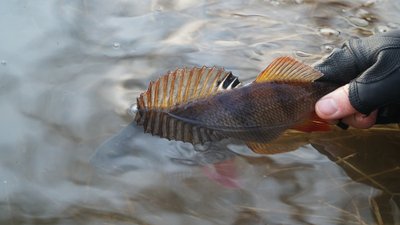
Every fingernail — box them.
[316,98,338,116]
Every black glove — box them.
[314,30,400,124]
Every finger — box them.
[313,47,359,85]
[341,110,378,129]
[315,84,357,120]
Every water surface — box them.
[1,1,399,224]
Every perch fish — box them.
[134,57,338,154]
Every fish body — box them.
[169,81,335,143]
[134,57,338,154]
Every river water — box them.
[1,1,399,224]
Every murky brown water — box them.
[1,1,399,224]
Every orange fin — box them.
[136,66,241,111]
[292,113,331,132]
[246,141,299,155]
[246,130,310,154]
[255,56,322,83]
[135,66,240,144]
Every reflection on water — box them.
[0,0,399,224]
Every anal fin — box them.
[246,142,298,155]
[246,131,309,154]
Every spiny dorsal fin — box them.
[140,66,240,110]
[134,66,240,144]
[255,56,322,83]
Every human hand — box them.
[316,84,378,128]
[314,30,400,128]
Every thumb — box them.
[315,84,377,128]
[315,84,356,120]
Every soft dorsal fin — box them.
[255,56,322,83]
[134,66,241,144]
